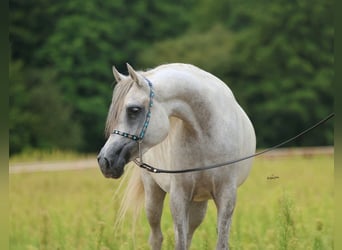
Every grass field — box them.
[9,155,333,250]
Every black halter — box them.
[112,77,154,142]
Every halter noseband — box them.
[112,77,154,163]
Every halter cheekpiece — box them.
[112,77,154,143]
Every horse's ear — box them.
[112,66,127,83]
[127,63,144,87]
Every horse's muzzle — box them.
[97,141,135,179]
[97,155,124,178]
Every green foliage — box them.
[10,0,334,153]
[9,60,82,154]
[138,24,234,76]
[138,0,334,147]
[226,0,334,147]
[10,0,194,153]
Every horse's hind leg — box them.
[187,201,208,249]
[213,184,237,250]
[142,174,166,250]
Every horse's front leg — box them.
[142,173,166,250]
[170,185,190,250]
[213,184,237,250]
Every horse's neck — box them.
[151,65,235,139]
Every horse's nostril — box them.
[104,157,110,169]
[97,155,111,171]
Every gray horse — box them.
[98,63,256,250]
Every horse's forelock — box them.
[105,79,135,137]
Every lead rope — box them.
[135,113,334,174]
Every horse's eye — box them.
[127,106,142,119]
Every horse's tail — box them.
[114,117,177,229]
[114,164,144,228]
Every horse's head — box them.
[97,64,169,178]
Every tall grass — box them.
[9,149,94,163]
[9,155,333,249]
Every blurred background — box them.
[9,0,334,157]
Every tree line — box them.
[9,0,334,155]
